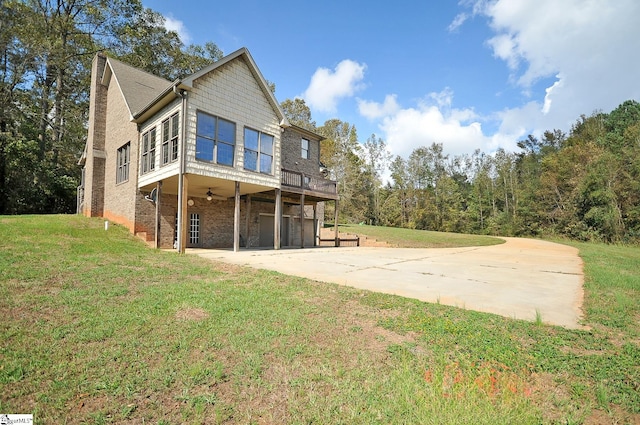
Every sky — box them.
[143,0,640,160]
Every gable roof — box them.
[181,47,289,127]
[288,124,326,142]
[103,57,172,118]
[102,47,289,128]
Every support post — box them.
[176,87,188,254]
[245,194,251,248]
[313,204,318,247]
[274,189,281,250]
[300,194,305,248]
[234,181,240,252]
[154,181,162,249]
[179,174,189,253]
[334,199,340,247]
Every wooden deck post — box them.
[245,194,251,248]
[179,174,188,254]
[334,199,340,247]
[233,181,240,252]
[154,181,162,249]
[274,188,281,250]
[300,194,305,248]
[313,204,318,247]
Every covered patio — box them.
[140,168,340,252]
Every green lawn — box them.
[1,215,638,424]
[335,223,504,248]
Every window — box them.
[195,111,235,166]
[162,112,179,166]
[174,212,201,246]
[170,113,179,162]
[116,142,130,184]
[301,138,309,159]
[141,128,156,174]
[189,213,200,245]
[244,128,274,174]
[162,119,169,165]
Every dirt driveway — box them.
[190,237,585,329]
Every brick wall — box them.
[134,192,327,249]
[134,190,157,240]
[280,127,322,178]
[159,196,246,249]
[90,158,105,216]
[102,70,140,232]
[82,53,107,217]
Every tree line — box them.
[283,98,640,244]
[3,1,638,244]
[0,0,222,215]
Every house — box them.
[77,47,339,252]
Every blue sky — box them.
[143,0,640,160]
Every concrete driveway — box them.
[189,237,585,329]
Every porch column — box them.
[300,194,305,248]
[154,180,162,249]
[233,181,241,252]
[178,174,189,254]
[334,199,340,247]
[313,204,318,247]
[245,194,251,248]
[274,189,281,250]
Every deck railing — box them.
[281,169,338,195]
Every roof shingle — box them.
[105,57,172,116]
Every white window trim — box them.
[161,112,179,166]
[195,110,236,166]
[244,127,274,175]
[189,213,200,245]
[116,142,130,184]
[140,128,156,174]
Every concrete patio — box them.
[189,237,585,329]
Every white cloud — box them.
[486,33,519,71]
[365,91,489,159]
[542,76,563,115]
[448,12,468,32]
[358,94,400,120]
[373,0,640,160]
[492,101,542,151]
[164,15,191,45]
[303,60,366,113]
[480,0,640,121]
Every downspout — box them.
[175,86,188,253]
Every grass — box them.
[1,215,638,424]
[562,240,640,338]
[335,223,504,248]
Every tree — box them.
[110,6,222,80]
[0,0,109,213]
[603,100,640,153]
[281,98,316,131]
[377,183,403,227]
[576,150,624,242]
[362,134,391,224]
[403,143,451,230]
[0,0,224,214]
[468,150,492,233]
[388,155,410,226]
[317,119,367,222]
